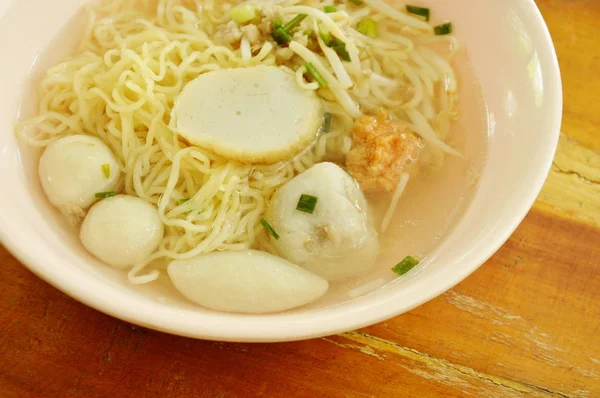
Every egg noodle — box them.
[17,0,459,284]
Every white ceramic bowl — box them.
[0,0,561,342]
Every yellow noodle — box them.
[16,0,460,284]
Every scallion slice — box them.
[179,198,190,204]
[392,256,420,276]
[304,63,328,87]
[260,218,280,240]
[322,113,332,133]
[349,0,364,5]
[434,22,452,35]
[283,13,308,32]
[272,14,308,45]
[101,164,110,179]
[318,22,351,61]
[272,27,293,44]
[328,37,351,62]
[324,5,337,13]
[296,194,318,214]
[406,5,430,21]
[318,22,331,44]
[95,191,115,199]
[356,17,378,38]
[229,5,258,24]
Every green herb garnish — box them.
[179,198,190,204]
[322,113,332,133]
[356,17,378,38]
[95,191,115,198]
[272,14,308,45]
[317,22,350,60]
[284,13,308,31]
[304,63,328,87]
[272,27,293,44]
[296,194,318,214]
[406,5,430,21]
[349,0,364,5]
[328,37,351,61]
[318,22,331,44]
[392,256,420,275]
[434,22,452,35]
[260,218,280,240]
[229,5,258,24]
[324,5,337,13]
[101,164,111,179]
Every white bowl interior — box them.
[0,0,561,341]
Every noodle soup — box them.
[16,0,488,313]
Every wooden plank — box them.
[535,0,600,150]
[357,209,600,397]
[537,134,600,228]
[0,249,574,398]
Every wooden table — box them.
[1,1,598,396]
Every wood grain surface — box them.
[1,1,599,397]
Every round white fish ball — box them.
[267,162,379,282]
[80,195,164,268]
[39,135,120,217]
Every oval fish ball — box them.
[39,135,120,216]
[168,250,329,314]
[80,195,164,268]
[267,162,379,282]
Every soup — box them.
[16,0,488,313]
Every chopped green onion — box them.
[349,0,364,5]
[283,13,308,32]
[179,198,190,204]
[318,22,331,44]
[296,194,318,214]
[304,28,314,37]
[272,27,293,44]
[229,5,258,24]
[406,5,430,21]
[392,256,420,276]
[324,5,337,13]
[272,14,308,45]
[101,164,111,179]
[318,20,351,61]
[328,37,351,62]
[304,63,328,87]
[95,191,115,198]
[260,218,280,240]
[356,17,378,38]
[322,113,332,133]
[434,22,452,35]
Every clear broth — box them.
[17,3,489,312]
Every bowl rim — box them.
[0,0,562,342]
